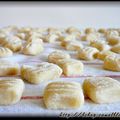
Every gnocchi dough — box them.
[22,41,44,55]
[43,81,84,109]
[90,40,110,51]
[111,44,120,54]
[103,55,120,71]
[0,78,24,105]
[97,50,116,60]
[77,47,99,60]
[21,62,62,84]
[0,47,13,57]
[48,50,71,64]
[83,77,120,104]
[61,40,83,51]
[56,58,84,76]
[0,60,20,76]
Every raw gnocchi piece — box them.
[105,30,119,37]
[26,31,43,41]
[66,27,80,34]
[66,27,81,38]
[61,40,83,51]
[81,33,101,42]
[98,28,107,34]
[1,36,22,52]
[0,33,7,41]
[0,26,17,35]
[15,33,26,40]
[97,50,116,60]
[33,27,47,33]
[18,26,32,33]
[56,58,84,76]
[0,47,13,57]
[0,78,24,105]
[2,25,18,32]
[44,34,59,43]
[47,27,62,36]
[48,50,71,64]
[59,34,76,42]
[22,41,44,55]
[107,36,120,45]
[0,60,20,76]
[83,77,120,104]
[90,40,111,51]
[43,81,84,109]
[103,55,120,71]
[27,37,43,45]
[111,44,120,54]
[85,28,96,34]
[77,47,99,61]
[21,62,62,84]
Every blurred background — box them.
[0,2,119,28]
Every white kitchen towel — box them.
[0,42,120,116]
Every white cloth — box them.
[0,42,120,116]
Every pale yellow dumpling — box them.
[90,40,110,51]
[81,33,101,42]
[97,50,116,60]
[1,36,22,52]
[66,27,81,34]
[56,58,84,76]
[77,47,99,61]
[22,41,44,55]
[58,34,76,42]
[83,77,120,104]
[43,81,84,109]
[85,28,96,34]
[61,40,83,51]
[0,47,13,57]
[111,44,120,54]
[98,28,107,34]
[107,36,120,45]
[21,62,62,84]
[103,55,120,71]
[105,30,119,38]
[0,60,20,76]
[44,34,59,43]
[48,50,71,64]
[0,78,24,105]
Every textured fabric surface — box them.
[0,42,120,116]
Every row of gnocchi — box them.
[0,26,120,57]
[0,36,44,56]
[0,50,119,85]
[60,39,120,55]
[48,50,120,72]
[1,76,120,110]
[0,26,120,110]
